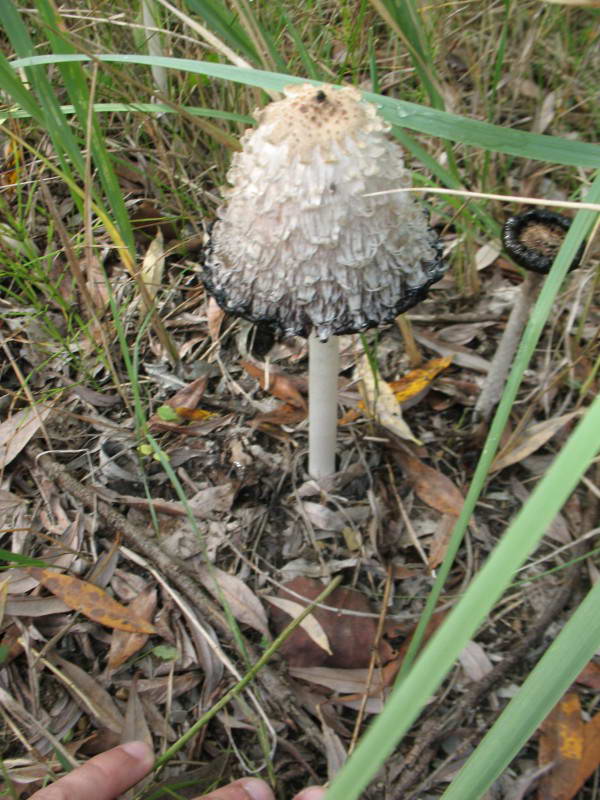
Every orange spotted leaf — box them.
[27,568,156,634]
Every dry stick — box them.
[26,445,325,748]
[473,274,542,423]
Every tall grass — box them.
[1,1,599,797]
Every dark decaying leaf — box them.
[268,577,393,669]
[27,568,156,634]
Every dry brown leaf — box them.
[242,360,307,410]
[428,512,459,569]
[0,404,54,469]
[115,672,201,705]
[394,451,464,516]
[197,566,270,639]
[492,411,581,472]
[107,587,157,672]
[458,640,493,682]
[207,295,226,343]
[85,253,109,310]
[289,665,387,714]
[5,595,69,616]
[140,229,165,300]
[265,596,332,655]
[148,377,208,432]
[357,356,419,443]
[252,402,307,428]
[50,654,125,734]
[122,683,153,753]
[575,660,600,690]
[27,568,156,634]
[537,692,600,799]
[269,578,391,669]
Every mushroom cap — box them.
[203,83,446,341]
[502,209,585,274]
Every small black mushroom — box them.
[502,208,585,274]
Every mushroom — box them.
[474,208,586,423]
[203,83,446,478]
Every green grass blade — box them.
[0,1,85,177]
[368,0,443,108]
[0,102,253,125]
[9,56,600,169]
[396,174,600,680]
[441,577,600,799]
[182,0,259,61]
[33,0,135,253]
[0,51,44,122]
[324,389,600,800]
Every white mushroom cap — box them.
[203,83,445,341]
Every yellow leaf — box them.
[28,568,156,634]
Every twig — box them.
[26,444,325,749]
[473,274,542,423]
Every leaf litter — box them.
[1,22,599,800]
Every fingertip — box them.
[293,788,326,800]
[237,778,275,800]
[119,740,154,770]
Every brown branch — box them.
[26,444,324,748]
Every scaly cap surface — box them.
[203,83,445,340]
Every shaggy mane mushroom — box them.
[203,83,446,478]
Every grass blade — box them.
[323,387,600,800]
[9,56,600,169]
[441,576,600,798]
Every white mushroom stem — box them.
[308,332,340,479]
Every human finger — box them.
[29,741,154,800]
[293,788,326,800]
[198,777,274,800]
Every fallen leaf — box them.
[393,451,465,515]
[85,253,109,310]
[27,569,156,634]
[575,660,600,690]
[357,356,419,443]
[268,578,392,669]
[207,296,226,343]
[242,360,307,410]
[492,411,581,472]
[389,356,453,403]
[140,229,165,300]
[428,512,459,569]
[114,672,201,704]
[148,377,209,432]
[50,654,125,734]
[458,640,493,682]
[0,404,54,469]
[122,683,153,755]
[252,402,307,428]
[265,596,332,655]
[197,566,270,639]
[414,330,491,373]
[107,587,157,672]
[537,692,600,799]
